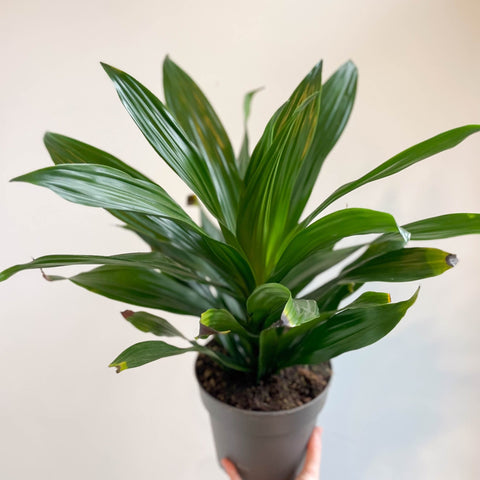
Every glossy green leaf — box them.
[314,283,363,310]
[109,340,195,372]
[343,247,457,282]
[43,132,152,182]
[101,63,226,227]
[342,291,391,309]
[238,94,322,281]
[246,283,291,331]
[288,61,358,227]
[237,62,324,281]
[163,57,240,231]
[278,246,361,295]
[274,208,404,280]
[403,213,480,240]
[12,164,196,227]
[279,289,419,367]
[69,265,215,315]
[304,125,480,224]
[0,252,197,283]
[121,310,187,338]
[199,309,251,338]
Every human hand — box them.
[221,426,322,480]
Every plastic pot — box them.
[196,366,331,480]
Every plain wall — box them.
[1,0,479,479]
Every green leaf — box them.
[342,291,392,309]
[304,124,480,224]
[274,208,404,280]
[343,247,457,283]
[12,164,196,227]
[121,310,187,338]
[246,283,291,331]
[288,61,358,227]
[403,213,480,240]
[237,88,263,179]
[281,296,319,326]
[43,132,152,182]
[314,283,363,310]
[69,265,215,315]
[238,61,324,281]
[238,97,323,281]
[110,340,195,372]
[163,57,240,231]
[101,63,227,228]
[279,246,361,295]
[0,252,200,283]
[279,289,419,367]
[198,309,251,338]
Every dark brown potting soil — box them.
[195,352,332,412]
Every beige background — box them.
[1,0,479,478]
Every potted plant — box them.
[1,57,479,480]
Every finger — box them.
[298,426,322,479]
[221,458,242,480]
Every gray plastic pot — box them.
[197,368,331,480]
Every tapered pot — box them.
[197,366,331,480]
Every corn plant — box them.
[1,57,479,380]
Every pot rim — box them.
[195,358,333,417]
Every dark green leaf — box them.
[278,246,361,295]
[288,61,358,227]
[12,164,196,227]
[274,208,404,280]
[0,252,198,283]
[304,125,480,224]
[101,63,226,227]
[246,283,291,331]
[121,310,187,338]
[403,213,480,240]
[238,61,324,281]
[279,289,419,367]
[69,265,215,315]
[43,132,152,182]
[163,57,240,230]
[109,340,195,372]
[343,247,457,283]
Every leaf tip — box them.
[109,361,128,373]
[121,310,134,319]
[187,194,199,206]
[446,253,458,268]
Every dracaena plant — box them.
[1,58,479,381]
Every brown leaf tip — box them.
[446,254,458,268]
[121,310,134,319]
[187,194,198,206]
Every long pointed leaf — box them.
[0,252,202,283]
[288,61,358,226]
[274,208,404,280]
[163,57,240,231]
[304,125,480,224]
[109,341,196,372]
[12,164,196,227]
[43,132,152,182]
[280,289,419,367]
[101,63,226,226]
[121,310,187,338]
[69,265,215,315]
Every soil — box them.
[195,351,332,412]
